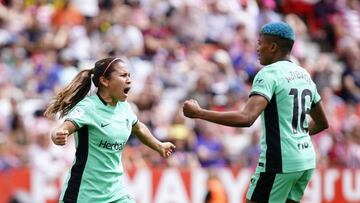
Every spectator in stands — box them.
[340,44,360,103]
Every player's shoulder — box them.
[266,60,295,71]
[256,64,281,79]
[76,95,96,109]
[290,63,313,81]
[272,61,311,78]
[67,96,96,119]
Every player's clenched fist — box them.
[182,99,201,118]
[51,129,69,146]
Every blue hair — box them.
[260,22,295,41]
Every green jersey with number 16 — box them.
[250,60,321,173]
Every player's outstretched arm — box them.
[309,101,329,136]
[182,95,268,127]
[51,120,76,146]
[132,121,175,158]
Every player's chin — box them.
[259,58,265,65]
[118,93,128,101]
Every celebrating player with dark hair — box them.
[183,22,328,203]
[45,57,175,203]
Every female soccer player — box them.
[45,57,175,203]
[183,22,328,203]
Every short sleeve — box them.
[312,82,321,106]
[65,98,94,129]
[249,68,277,102]
[125,102,138,126]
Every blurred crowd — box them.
[0,0,360,177]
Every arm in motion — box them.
[183,95,268,127]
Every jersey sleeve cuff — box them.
[65,118,80,129]
[311,99,322,108]
[249,91,270,102]
[132,119,138,127]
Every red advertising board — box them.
[0,168,359,203]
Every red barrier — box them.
[1,168,360,203]
[0,168,30,203]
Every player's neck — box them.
[97,91,117,106]
[272,53,291,64]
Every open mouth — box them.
[124,87,131,94]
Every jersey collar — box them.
[96,92,108,106]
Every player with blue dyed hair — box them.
[260,22,295,40]
[183,22,329,203]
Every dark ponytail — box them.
[44,68,94,118]
[44,57,122,118]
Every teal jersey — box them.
[250,61,321,173]
[60,94,138,203]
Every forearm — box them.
[183,96,266,128]
[197,109,253,127]
[308,120,328,136]
[134,123,162,152]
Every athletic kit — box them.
[247,61,321,202]
[59,94,137,203]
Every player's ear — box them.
[270,42,278,53]
[99,75,109,87]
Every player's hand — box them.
[183,99,201,118]
[51,129,69,146]
[158,142,176,158]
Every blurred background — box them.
[0,0,359,202]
